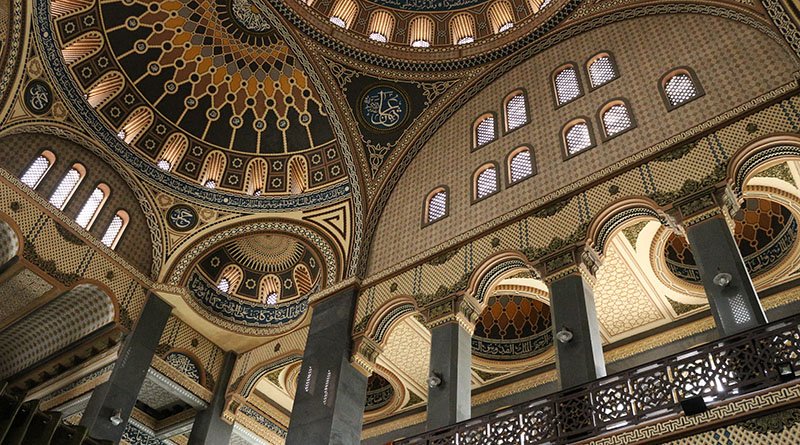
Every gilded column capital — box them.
[423,292,479,334]
[532,244,602,284]
[350,335,382,378]
[667,183,741,229]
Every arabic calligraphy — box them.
[368,0,485,12]
[167,204,198,231]
[362,86,407,130]
[24,80,52,115]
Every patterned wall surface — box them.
[368,12,799,275]
[0,283,114,379]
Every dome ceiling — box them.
[45,0,353,204]
[186,232,323,332]
[665,198,798,284]
[472,295,552,361]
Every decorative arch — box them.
[85,71,124,109]
[368,10,395,42]
[487,1,515,33]
[287,155,308,194]
[586,197,664,256]
[258,274,282,304]
[157,133,189,172]
[504,90,528,132]
[467,251,533,306]
[473,113,496,149]
[233,352,304,400]
[450,13,476,45]
[729,135,800,195]
[363,295,421,346]
[218,264,245,294]
[329,0,358,28]
[20,149,56,189]
[60,31,103,66]
[117,106,153,144]
[199,151,226,188]
[472,162,500,202]
[408,16,434,47]
[245,158,268,195]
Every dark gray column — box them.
[80,293,171,442]
[671,187,768,336]
[188,351,237,445]
[549,273,606,389]
[285,286,367,445]
[685,215,767,335]
[426,320,472,431]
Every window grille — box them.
[101,213,126,248]
[411,39,430,47]
[498,22,513,32]
[369,32,387,42]
[157,159,171,171]
[217,278,230,293]
[427,190,447,223]
[506,94,527,130]
[664,73,698,107]
[49,168,82,210]
[602,104,632,137]
[266,292,278,305]
[588,56,616,88]
[555,67,581,105]
[75,186,106,229]
[457,36,474,45]
[21,155,52,189]
[475,117,495,147]
[476,166,498,199]
[330,16,346,28]
[565,122,592,155]
[509,149,533,183]
[204,180,216,189]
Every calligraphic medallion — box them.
[167,204,199,231]
[24,80,53,115]
[360,85,408,131]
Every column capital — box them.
[667,183,741,229]
[423,292,479,334]
[532,244,601,284]
[350,335,382,378]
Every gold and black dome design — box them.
[472,295,553,361]
[187,232,322,329]
[364,373,394,412]
[44,0,351,201]
[665,198,798,284]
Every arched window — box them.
[488,1,514,33]
[158,133,188,172]
[117,106,153,144]
[450,14,475,45]
[527,0,550,13]
[409,16,433,47]
[75,183,109,229]
[474,114,496,148]
[200,151,226,189]
[508,147,534,184]
[425,187,448,224]
[49,163,85,210]
[553,64,582,106]
[587,53,617,89]
[368,10,394,42]
[504,92,528,131]
[329,0,358,29]
[61,31,103,66]
[217,265,243,294]
[294,264,314,295]
[101,210,128,249]
[563,119,594,156]
[288,156,308,194]
[245,158,268,196]
[474,163,499,201]
[600,100,634,139]
[21,150,56,189]
[259,275,282,304]
[661,68,703,110]
[86,71,124,109]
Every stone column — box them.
[536,246,606,390]
[670,186,767,335]
[286,286,368,445]
[188,351,237,445]
[422,293,478,431]
[80,293,172,442]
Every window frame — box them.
[561,117,597,160]
[20,149,56,190]
[472,161,501,203]
[597,98,637,141]
[585,51,620,91]
[551,62,584,108]
[502,89,530,134]
[659,66,705,111]
[101,209,129,249]
[472,112,498,151]
[422,185,450,227]
[49,162,86,211]
[505,145,537,187]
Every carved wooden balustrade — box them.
[394,314,800,445]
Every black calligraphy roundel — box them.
[24,80,53,115]
[167,204,199,232]
[359,85,408,132]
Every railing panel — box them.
[394,315,800,445]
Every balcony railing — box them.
[395,314,800,445]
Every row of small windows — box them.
[472,65,702,150]
[425,146,536,224]
[325,0,550,46]
[19,151,128,249]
